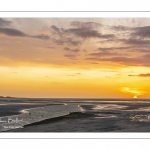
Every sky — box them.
[0,18,150,98]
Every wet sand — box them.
[0,103,81,132]
[2,100,150,132]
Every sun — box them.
[133,96,137,99]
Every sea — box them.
[1,98,150,132]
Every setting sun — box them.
[133,96,137,99]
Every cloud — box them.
[49,22,116,48]
[131,26,150,38]
[120,38,150,45]
[65,28,115,39]
[0,27,50,40]
[138,73,150,77]
[64,54,77,59]
[103,57,144,66]
[70,21,102,29]
[50,22,115,40]
[32,34,50,40]
[51,25,61,33]
[86,57,103,61]
[98,46,133,51]
[0,28,27,37]
[64,47,80,52]
[72,48,80,52]
[64,54,76,57]
[0,18,12,27]
[66,38,81,46]
[97,46,150,54]
[53,38,81,46]
[110,25,131,31]
[52,38,64,45]
[86,54,150,67]
[129,73,150,77]
[128,75,136,76]
[88,51,119,57]
[98,47,115,51]
[142,53,150,58]
[50,25,83,46]
[64,47,70,51]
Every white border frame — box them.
[1,12,150,18]
[1,133,150,139]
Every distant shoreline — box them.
[0,97,150,101]
[0,96,15,98]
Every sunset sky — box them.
[0,18,150,98]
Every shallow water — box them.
[1,98,150,132]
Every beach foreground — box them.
[1,98,150,132]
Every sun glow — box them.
[121,87,145,98]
